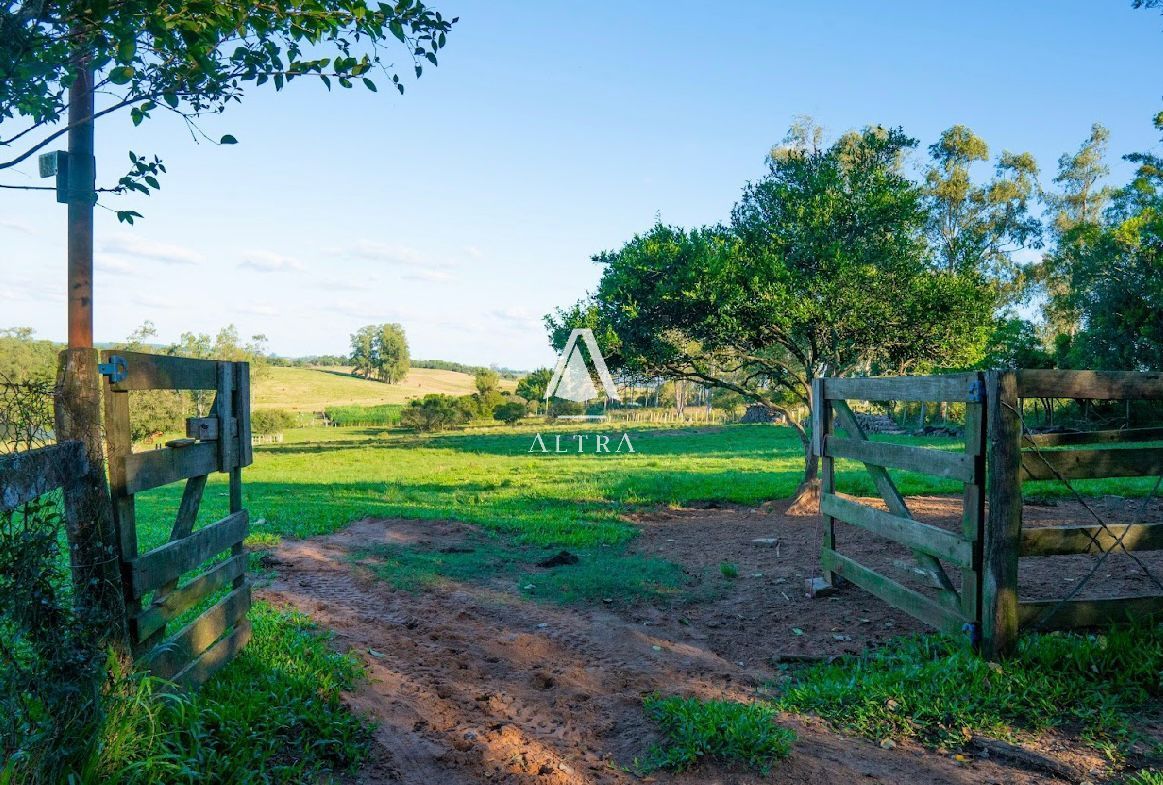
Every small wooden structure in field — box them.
[814,369,1163,658]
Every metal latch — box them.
[967,378,984,403]
[98,355,128,384]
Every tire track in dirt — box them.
[256,513,1091,785]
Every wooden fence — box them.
[101,351,254,686]
[816,369,1163,657]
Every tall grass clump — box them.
[325,403,403,426]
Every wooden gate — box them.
[101,351,253,687]
[812,373,987,639]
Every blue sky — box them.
[1,1,1161,370]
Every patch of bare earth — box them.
[257,497,1160,784]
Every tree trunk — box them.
[786,440,820,516]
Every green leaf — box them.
[362,78,377,92]
[219,134,238,145]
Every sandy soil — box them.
[255,497,1163,785]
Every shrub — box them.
[400,394,473,432]
[493,401,527,425]
[251,408,297,435]
[548,399,584,418]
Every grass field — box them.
[253,366,516,412]
[130,420,1163,606]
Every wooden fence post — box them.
[55,348,129,654]
[812,378,835,584]
[981,370,1022,659]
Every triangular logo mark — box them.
[546,328,620,403]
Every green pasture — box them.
[134,421,1161,558]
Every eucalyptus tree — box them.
[922,125,1041,302]
[1036,124,1115,336]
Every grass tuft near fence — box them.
[640,694,795,773]
[776,624,1163,756]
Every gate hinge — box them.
[98,355,128,384]
[967,378,984,403]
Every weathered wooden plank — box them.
[0,441,87,512]
[821,549,967,635]
[1020,522,1163,557]
[123,441,220,495]
[1026,426,1163,448]
[961,399,985,625]
[103,350,219,392]
[826,436,975,481]
[131,511,248,598]
[173,618,252,689]
[831,400,958,595]
[1020,446,1163,481]
[821,492,973,567]
[236,362,253,468]
[824,373,982,403]
[186,416,219,441]
[141,584,250,679]
[132,554,247,642]
[1016,369,1163,401]
[982,371,1023,659]
[813,379,835,584]
[1018,595,1163,630]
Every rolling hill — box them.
[253,366,517,412]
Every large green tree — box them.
[375,322,410,383]
[551,125,995,508]
[1,0,456,210]
[1053,112,1163,371]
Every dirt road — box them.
[257,500,1130,784]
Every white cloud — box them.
[102,233,202,265]
[462,245,484,259]
[96,255,135,275]
[237,302,280,316]
[403,269,457,284]
[332,241,453,271]
[0,218,34,235]
[0,275,62,303]
[238,251,304,273]
[491,306,542,328]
